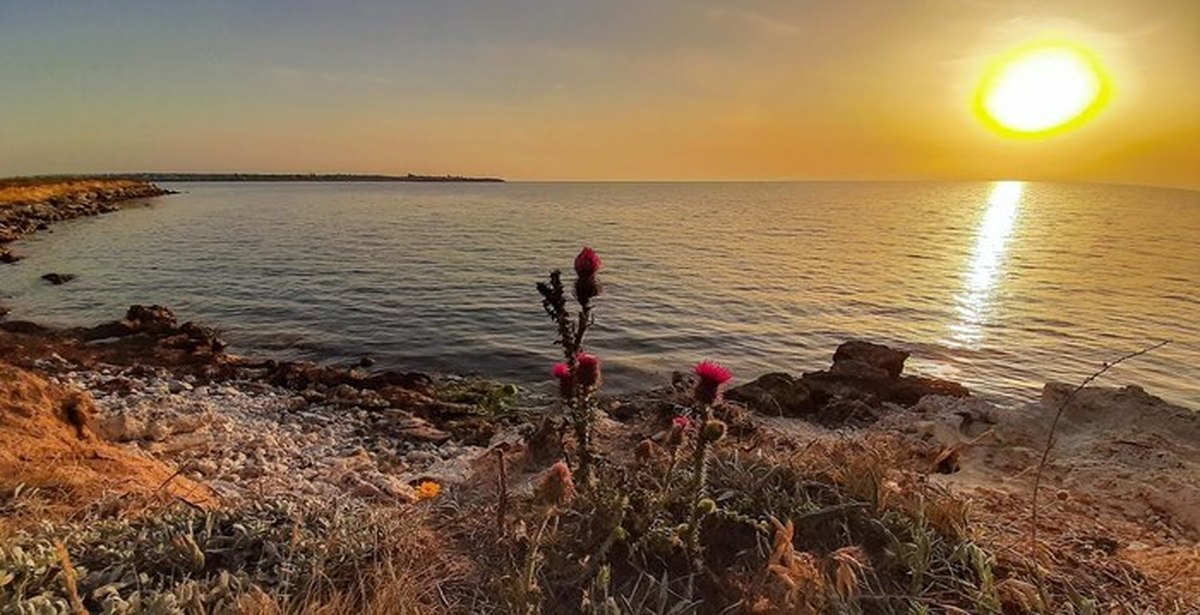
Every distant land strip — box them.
[1,173,504,186]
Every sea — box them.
[1,181,1196,407]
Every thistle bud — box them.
[700,419,727,443]
[695,498,717,515]
[552,362,573,398]
[575,353,601,391]
[573,247,603,305]
[574,247,602,278]
[535,461,575,507]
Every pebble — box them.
[59,363,494,506]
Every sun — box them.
[975,41,1109,137]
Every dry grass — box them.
[0,178,146,208]
[1,499,460,614]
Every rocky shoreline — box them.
[0,178,174,264]
[2,303,1198,611]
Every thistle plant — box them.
[538,247,604,485]
[519,461,576,614]
[684,360,732,561]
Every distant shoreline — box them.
[6,173,505,184]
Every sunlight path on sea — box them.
[948,181,1023,347]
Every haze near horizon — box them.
[1,0,1196,189]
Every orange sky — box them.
[1,1,1196,188]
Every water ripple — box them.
[1,181,1196,407]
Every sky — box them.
[1,0,1197,188]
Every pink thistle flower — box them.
[693,360,732,405]
[552,362,573,398]
[574,247,602,277]
[575,352,601,390]
[671,416,690,431]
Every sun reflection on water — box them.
[949,181,1024,347]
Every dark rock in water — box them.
[0,305,8,319]
[167,321,227,353]
[125,304,179,333]
[365,370,433,391]
[72,305,226,356]
[0,248,22,264]
[0,320,55,335]
[828,358,892,381]
[726,372,815,417]
[41,273,76,285]
[886,375,970,406]
[832,340,909,378]
[733,341,969,427]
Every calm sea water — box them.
[1,182,1197,407]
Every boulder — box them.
[0,248,21,264]
[736,341,970,426]
[832,340,909,378]
[125,305,179,333]
[828,358,891,381]
[886,376,970,406]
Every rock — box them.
[886,376,970,406]
[726,372,815,417]
[733,342,970,427]
[813,398,880,427]
[146,421,172,442]
[125,305,179,333]
[41,273,76,285]
[169,321,226,352]
[392,415,452,443]
[828,358,892,381]
[0,248,22,264]
[832,340,909,378]
[96,414,148,442]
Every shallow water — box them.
[1,181,1197,406]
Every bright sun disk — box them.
[976,42,1107,136]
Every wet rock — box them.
[125,305,179,333]
[41,273,76,285]
[726,372,815,417]
[735,341,969,426]
[0,247,22,264]
[885,375,970,406]
[832,340,909,378]
[828,358,891,381]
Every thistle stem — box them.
[685,404,714,561]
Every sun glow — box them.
[949,181,1024,347]
[975,42,1108,137]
